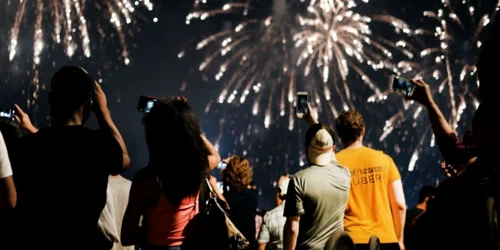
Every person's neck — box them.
[51,113,83,127]
[416,202,426,210]
[345,138,363,150]
[330,153,338,162]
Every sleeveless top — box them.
[144,169,199,247]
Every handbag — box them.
[183,178,250,250]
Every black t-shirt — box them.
[403,207,423,250]
[11,126,123,248]
[224,188,259,249]
[414,161,495,250]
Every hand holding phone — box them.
[137,95,158,113]
[389,75,416,98]
[296,92,308,118]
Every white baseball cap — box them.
[307,127,334,166]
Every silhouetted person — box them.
[11,66,130,249]
[404,186,435,250]
[121,97,220,249]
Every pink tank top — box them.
[144,193,199,246]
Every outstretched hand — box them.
[300,103,319,125]
[13,104,38,133]
[406,79,434,107]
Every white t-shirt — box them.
[98,175,133,250]
[0,132,13,179]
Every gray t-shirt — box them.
[284,162,351,250]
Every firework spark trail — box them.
[182,0,300,150]
[7,0,154,66]
[184,0,415,144]
[295,0,415,113]
[379,0,498,173]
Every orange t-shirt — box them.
[336,146,401,244]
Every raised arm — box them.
[407,80,476,168]
[202,136,221,170]
[14,104,39,134]
[93,83,130,172]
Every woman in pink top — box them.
[121,97,220,250]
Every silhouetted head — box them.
[418,186,436,204]
[335,110,365,147]
[477,14,500,103]
[472,102,499,162]
[222,155,252,192]
[49,66,95,124]
[143,98,208,204]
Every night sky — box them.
[0,0,496,210]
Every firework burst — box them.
[380,0,499,173]
[295,0,415,117]
[6,0,154,66]
[181,0,300,139]
[183,0,415,136]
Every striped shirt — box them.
[258,202,286,250]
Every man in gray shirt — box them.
[283,123,351,250]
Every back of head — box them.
[305,123,335,166]
[49,66,95,120]
[222,155,253,192]
[0,117,29,155]
[335,110,364,147]
[477,14,500,103]
[144,98,208,205]
[418,186,436,203]
[472,102,499,155]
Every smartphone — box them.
[0,108,15,120]
[296,92,308,118]
[389,75,415,97]
[217,161,228,169]
[216,182,224,193]
[137,95,158,113]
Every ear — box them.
[361,127,366,136]
[333,145,337,152]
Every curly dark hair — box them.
[222,156,253,192]
[335,110,365,147]
[144,98,208,205]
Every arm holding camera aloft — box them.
[93,83,130,172]
[13,104,38,134]
[201,135,221,170]
[300,103,319,125]
[407,79,475,169]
